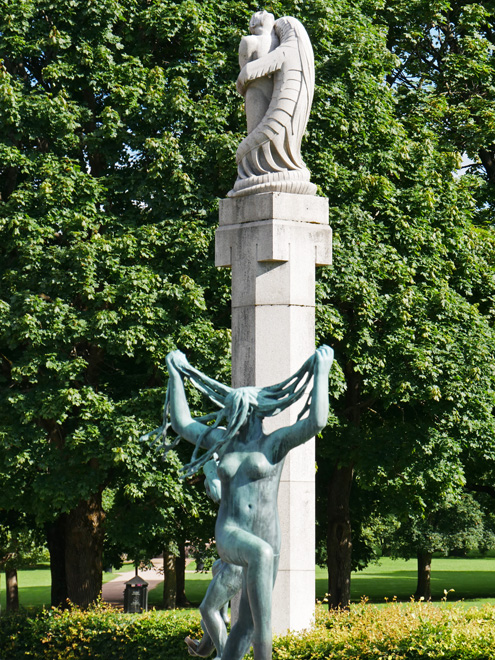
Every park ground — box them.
[3,555,495,612]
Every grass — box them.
[346,556,495,605]
[0,565,119,612]
[4,556,495,611]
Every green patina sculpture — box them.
[145,345,333,660]
[185,457,243,659]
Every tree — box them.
[380,1,495,199]
[360,492,489,600]
[377,0,495,505]
[0,0,240,607]
[0,511,46,612]
[307,0,495,608]
[103,444,218,608]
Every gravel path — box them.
[101,559,163,607]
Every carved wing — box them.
[289,17,314,143]
[229,15,316,196]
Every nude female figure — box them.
[185,457,243,659]
[163,345,333,660]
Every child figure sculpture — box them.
[228,12,317,197]
[238,11,279,134]
[148,345,333,660]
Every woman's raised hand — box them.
[315,345,334,372]
[166,349,190,372]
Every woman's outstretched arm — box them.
[266,345,333,462]
[166,351,223,450]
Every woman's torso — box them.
[215,429,284,550]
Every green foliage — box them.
[0,0,239,575]
[0,512,47,571]
[2,603,495,659]
[1,0,495,602]
[308,0,495,581]
[314,13,495,487]
[361,493,488,560]
[102,452,218,568]
[0,606,202,660]
[276,602,495,659]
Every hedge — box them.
[0,606,202,660]
[1,601,495,659]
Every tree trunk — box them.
[163,549,177,609]
[175,543,190,607]
[64,492,105,608]
[479,147,495,186]
[5,568,19,612]
[415,551,433,601]
[46,515,68,608]
[326,464,354,609]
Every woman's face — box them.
[223,389,259,435]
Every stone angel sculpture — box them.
[228,12,317,198]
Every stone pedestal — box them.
[215,192,332,634]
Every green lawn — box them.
[0,566,119,612]
[339,556,495,605]
[4,557,495,611]
[148,564,211,609]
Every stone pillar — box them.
[215,191,332,634]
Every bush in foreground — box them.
[1,601,495,659]
[280,602,495,659]
[0,606,202,660]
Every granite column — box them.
[215,191,332,633]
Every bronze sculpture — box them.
[146,345,333,660]
[185,457,243,659]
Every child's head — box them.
[249,11,275,36]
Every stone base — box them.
[218,191,330,227]
[215,191,332,635]
[227,169,317,198]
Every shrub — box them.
[1,601,495,659]
[0,605,202,660]
[274,602,495,659]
